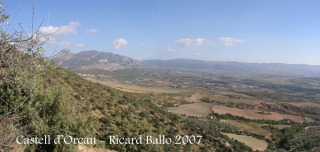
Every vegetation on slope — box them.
[50,65,253,151]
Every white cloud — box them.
[113,38,128,49]
[39,21,80,35]
[219,37,245,46]
[176,38,206,47]
[86,28,99,34]
[196,52,200,56]
[37,22,80,47]
[74,43,85,48]
[46,37,70,46]
[166,47,176,52]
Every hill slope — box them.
[48,64,252,151]
[1,54,252,151]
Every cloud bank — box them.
[39,21,80,35]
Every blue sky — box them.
[5,0,320,65]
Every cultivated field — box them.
[168,102,213,117]
[209,92,263,105]
[212,105,304,122]
[222,133,268,151]
[187,91,264,105]
[220,120,270,136]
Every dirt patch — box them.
[212,105,304,123]
[168,102,213,117]
[222,133,268,151]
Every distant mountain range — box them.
[49,49,320,77]
[142,59,320,77]
[49,49,139,71]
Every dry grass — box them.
[221,133,268,151]
[168,102,213,117]
[84,77,185,94]
[212,105,304,123]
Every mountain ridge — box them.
[50,49,320,77]
[49,49,140,71]
[142,58,320,77]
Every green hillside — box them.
[44,63,254,151]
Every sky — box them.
[4,0,320,65]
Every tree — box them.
[0,0,46,149]
[0,1,84,151]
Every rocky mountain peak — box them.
[49,49,139,71]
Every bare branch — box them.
[32,0,34,34]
